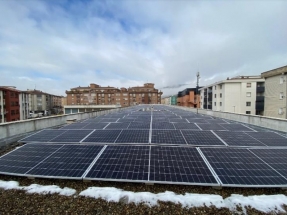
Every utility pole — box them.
[196,71,200,114]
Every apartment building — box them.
[261,65,287,119]
[66,83,162,107]
[162,95,177,105]
[177,88,200,108]
[199,76,265,115]
[161,97,170,105]
[19,91,29,120]
[0,86,21,123]
[24,89,62,115]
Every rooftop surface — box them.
[0,105,287,213]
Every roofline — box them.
[261,65,287,78]
[199,77,264,90]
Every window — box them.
[220,102,222,106]
[220,93,222,98]
[214,94,216,98]
[214,102,216,106]
[279,108,283,115]
[219,85,222,89]
[214,86,216,90]
[246,83,251,88]
[246,102,251,106]
[246,111,251,114]
[280,92,284,100]
[246,92,251,97]
[280,76,284,84]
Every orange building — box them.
[66,83,162,107]
[177,88,200,108]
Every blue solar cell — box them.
[85,146,149,181]
[150,146,218,184]
[26,145,104,178]
[82,130,121,143]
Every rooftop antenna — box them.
[196,71,200,114]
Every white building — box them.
[199,76,265,115]
[19,92,30,120]
[261,65,287,119]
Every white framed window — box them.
[220,93,222,98]
[214,94,216,98]
[214,86,216,90]
[246,92,251,97]
[280,92,284,100]
[280,76,284,84]
[214,102,216,106]
[246,83,251,88]
[279,108,283,115]
[220,102,222,106]
[246,102,251,106]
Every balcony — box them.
[256,102,264,111]
[256,96,264,102]
[207,105,212,109]
[256,86,265,93]
[207,97,212,102]
[203,104,207,109]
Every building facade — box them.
[0,86,21,123]
[199,76,265,115]
[177,88,200,108]
[261,65,287,119]
[19,91,30,120]
[66,83,162,107]
[24,90,62,116]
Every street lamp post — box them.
[196,72,200,114]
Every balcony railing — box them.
[256,102,264,111]
[256,86,265,93]
[256,96,264,102]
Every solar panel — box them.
[151,130,186,144]
[26,145,104,178]
[246,132,287,146]
[105,123,130,130]
[49,130,93,143]
[249,148,287,178]
[200,148,287,186]
[128,122,150,129]
[169,118,188,123]
[0,144,62,175]
[205,119,227,124]
[214,131,265,147]
[220,124,254,131]
[181,130,226,146]
[82,130,122,143]
[19,130,67,143]
[84,145,149,181]
[196,123,226,131]
[60,123,90,129]
[100,118,120,123]
[173,123,200,130]
[186,119,208,123]
[149,146,219,185]
[115,130,149,143]
[82,123,109,129]
[152,122,175,130]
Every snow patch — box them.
[80,187,287,214]
[0,180,76,196]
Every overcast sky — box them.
[0,0,287,96]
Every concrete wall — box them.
[175,106,287,132]
[0,108,124,145]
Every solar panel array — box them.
[0,104,286,187]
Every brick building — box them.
[0,86,21,123]
[177,88,200,108]
[66,83,162,107]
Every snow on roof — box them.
[0,179,286,214]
